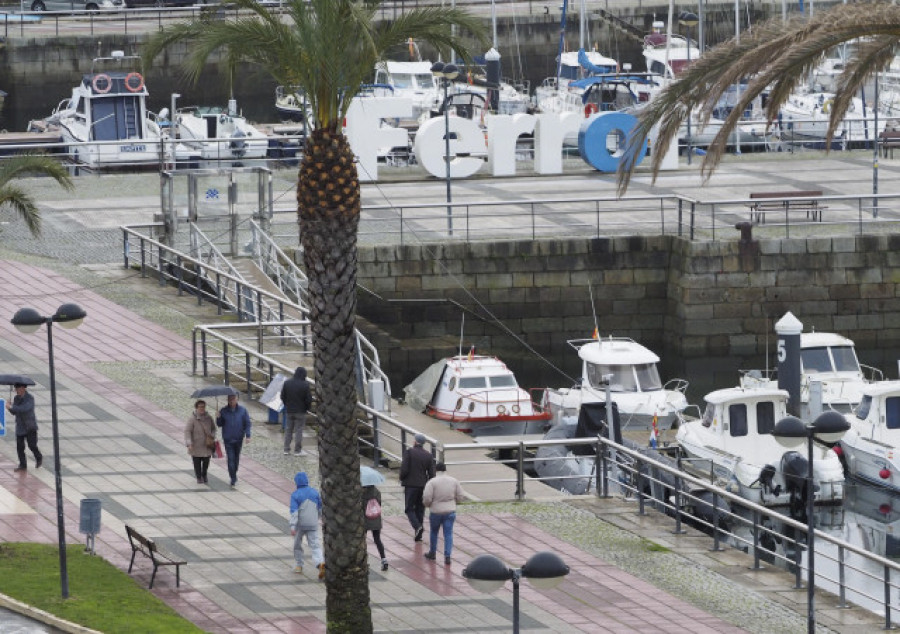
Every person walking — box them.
[216,393,251,488]
[290,471,325,579]
[280,366,313,456]
[8,383,41,473]
[400,433,435,542]
[184,400,216,484]
[423,462,465,565]
[362,484,389,571]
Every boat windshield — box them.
[701,402,715,428]
[633,363,663,391]
[802,346,860,373]
[488,375,516,388]
[856,395,872,421]
[830,346,861,372]
[458,377,487,390]
[390,74,415,89]
[415,73,435,89]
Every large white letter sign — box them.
[345,97,412,182]
[577,111,647,173]
[415,116,484,179]
[533,112,582,174]
[486,113,535,177]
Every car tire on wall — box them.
[30,0,45,9]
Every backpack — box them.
[296,498,319,530]
[365,497,382,520]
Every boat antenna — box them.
[459,313,465,357]
[588,283,600,337]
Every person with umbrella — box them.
[8,382,41,472]
[361,466,388,572]
[216,393,251,488]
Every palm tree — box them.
[618,2,898,192]
[143,2,485,630]
[0,154,73,237]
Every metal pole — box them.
[47,319,69,599]
[512,569,521,634]
[686,27,692,166]
[443,79,453,236]
[806,429,816,634]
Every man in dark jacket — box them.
[217,393,251,487]
[280,366,313,456]
[8,383,41,472]
[400,433,435,542]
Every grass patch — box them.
[0,543,202,633]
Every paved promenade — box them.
[0,152,894,632]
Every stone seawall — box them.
[357,234,900,390]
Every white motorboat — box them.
[274,85,311,125]
[740,330,883,419]
[30,51,170,168]
[404,351,551,437]
[373,60,441,128]
[542,335,688,431]
[173,100,269,161]
[775,90,890,146]
[676,386,845,507]
[838,381,900,491]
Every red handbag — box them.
[213,441,224,459]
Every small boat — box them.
[274,85,311,124]
[740,330,883,419]
[676,385,845,507]
[542,335,689,431]
[373,60,441,129]
[404,351,550,437]
[29,51,171,168]
[173,100,269,161]
[838,381,900,491]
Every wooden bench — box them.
[748,190,825,224]
[126,525,187,589]
[880,130,900,158]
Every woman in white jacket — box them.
[422,462,465,565]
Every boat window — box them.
[756,401,775,435]
[856,395,872,421]
[701,403,715,428]
[633,364,662,391]
[447,377,456,392]
[91,96,143,142]
[729,404,748,437]
[649,60,666,76]
[801,347,832,373]
[586,364,637,392]
[458,377,487,390]
[415,73,435,89]
[391,74,414,89]
[886,397,900,430]
[488,375,516,388]
[830,346,861,372]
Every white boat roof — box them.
[443,355,514,376]
[801,331,855,348]
[859,380,900,398]
[575,337,660,365]
[376,61,434,74]
[558,50,618,68]
[704,386,789,405]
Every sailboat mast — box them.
[555,0,569,87]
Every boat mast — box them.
[555,0,569,87]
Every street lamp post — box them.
[678,11,699,166]
[11,303,87,600]
[772,411,850,634]
[430,61,459,236]
[463,551,569,633]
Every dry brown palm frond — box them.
[617,2,900,194]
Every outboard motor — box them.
[781,450,818,517]
[756,463,781,497]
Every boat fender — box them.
[124,72,144,93]
[91,73,112,94]
[230,129,248,158]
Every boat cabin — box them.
[577,337,665,394]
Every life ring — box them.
[822,98,833,114]
[91,73,112,94]
[124,72,144,93]
[584,103,599,117]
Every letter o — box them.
[577,111,647,173]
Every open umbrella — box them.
[190,385,239,398]
[360,465,385,487]
[0,374,35,386]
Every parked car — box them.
[124,0,194,7]
[26,0,123,10]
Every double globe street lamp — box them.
[12,303,88,600]
[463,551,569,633]
[772,411,850,634]
[430,61,459,237]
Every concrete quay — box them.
[0,151,895,632]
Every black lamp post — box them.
[463,551,569,633]
[772,411,850,634]
[11,303,87,600]
[678,11,699,165]
[430,61,459,236]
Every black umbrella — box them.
[0,374,35,386]
[190,385,239,398]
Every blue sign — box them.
[0,399,5,437]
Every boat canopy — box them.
[577,48,618,75]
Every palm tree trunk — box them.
[297,128,372,632]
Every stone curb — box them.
[0,591,103,634]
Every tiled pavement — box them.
[0,262,757,633]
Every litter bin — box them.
[79,498,101,555]
[268,407,287,429]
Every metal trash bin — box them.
[79,498,101,555]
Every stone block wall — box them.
[357,234,900,391]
